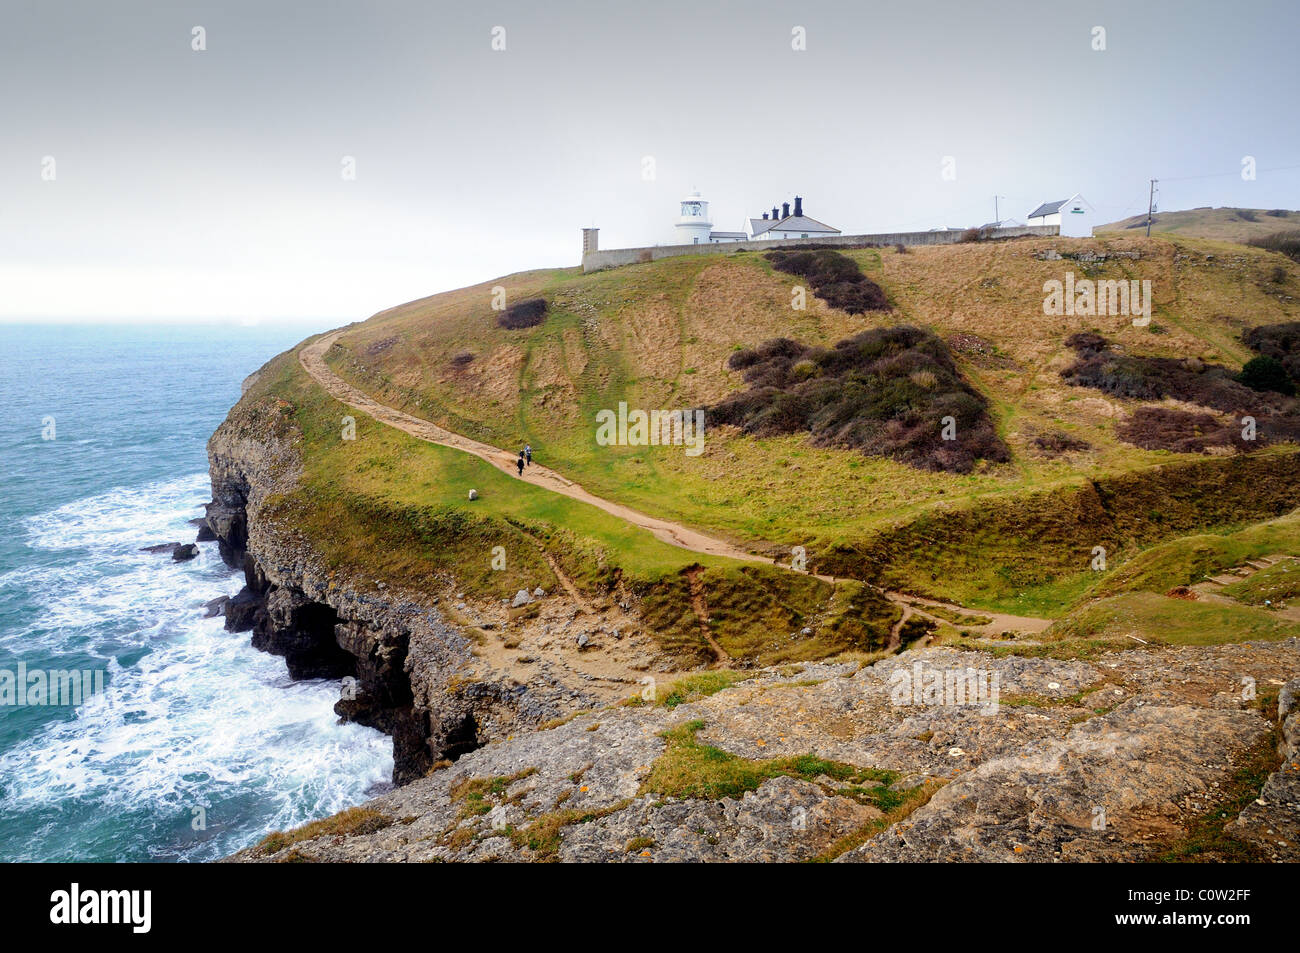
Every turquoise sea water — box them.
[0,323,392,862]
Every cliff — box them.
[204,361,571,784]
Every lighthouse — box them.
[674,191,713,245]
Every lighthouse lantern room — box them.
[674,191,714,245]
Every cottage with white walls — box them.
[1027,194,1096,237]
[748,196,841,240]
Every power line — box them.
[1158,162,1300,184]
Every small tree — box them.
[1238,355,1296,395]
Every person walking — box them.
[516,452,525,476]
[524,443,533,467]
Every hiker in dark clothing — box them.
[516,453,525,476]
[524,444,533,467]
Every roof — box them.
[751,215,841,237]
[1028,199,1068,219]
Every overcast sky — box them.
[2,0,1297,322]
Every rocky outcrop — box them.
[1229,676,1300,860]
[228,640,1300,863]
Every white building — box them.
[673,191,751,244]
[674,191,714,244]
[672,191,841,245]
[748,196,841,240]
[1027,194,1096,237]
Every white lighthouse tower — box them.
[674,191,713,245]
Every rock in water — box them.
[196,523,217,542]
[140,542,182,555]
[225,586,262,632]
[202,596,230,618]
[172,543,199,561]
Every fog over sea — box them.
[0,323,391,862]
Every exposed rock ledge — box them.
[227,641,1300,863]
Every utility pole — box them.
[1145,179,1158,237]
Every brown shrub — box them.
[1117,407,1244,453]
[1249,229,1300,263]
[1243,321,1300,381]
[1032,431,1092,455]
[497,297,548,330]
[711,326,1009,473]
[764,249,890,314]
[1062,333,1282,414]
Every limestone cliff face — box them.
[204,369,557,785]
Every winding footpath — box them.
[300,331,1051,636]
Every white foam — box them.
[0,471,393,861]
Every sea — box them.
[0,322,392,862]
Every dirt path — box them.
[303,332,763,562]
[685,567,730,666]
[300,331,1052,637]
[1191,554,1300,621]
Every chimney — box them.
[793,196,803,217]
[772,206,780,220]
[782,202,790,218]
[762,212,769,220]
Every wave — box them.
[0,471,392,861]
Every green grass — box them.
[248,349,741,603]
[1096,512,1300,599]
[1221,558,1300,605]
[658,671,751,708]
[1047,591,1300,646]
[640,719,899,802]
[235,230,1300,653]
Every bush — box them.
[764,249,890,314]
[1249,230,1300,263]
[1032,431,1091,455]
[1063,331,1109,355]
[496,297,548,330]
[1061,332,1278,413]
[711,326,1009,473]
[1238,355,1296,395]
[1243,321,1300,381]
[1117,407,1243,453]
